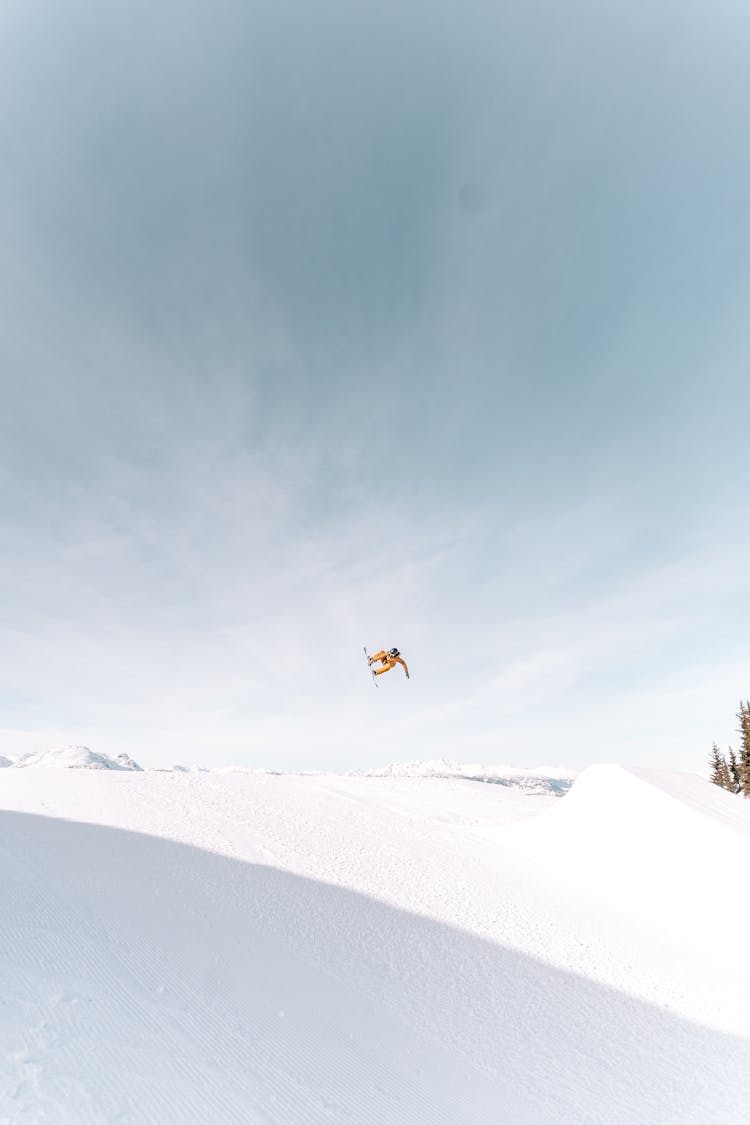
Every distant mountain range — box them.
[2,746,142,771]
[0,746,573,793]
[352,758,575,794]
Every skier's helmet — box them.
[389,648,399,657]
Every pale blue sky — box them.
[1,0,749,769]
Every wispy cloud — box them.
[2,0,750,768]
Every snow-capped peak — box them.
[13,746,142,771]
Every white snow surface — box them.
[1,764,749,1123]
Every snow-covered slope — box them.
[0,766,748,1123]
[12,744,142,770]
[496,764,750,1016]
[0,755,11,768]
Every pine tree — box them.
[736,700,750,797]
[728,747,742,794]
[709,743,733,792]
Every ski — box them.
[364,646,378,687]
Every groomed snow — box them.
[1,764,748,1123]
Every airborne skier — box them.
[367,647,410,680]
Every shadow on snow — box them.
[0,811,747,1125]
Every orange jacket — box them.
[372,650,410,678]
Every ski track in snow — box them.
[1,766,749,1123]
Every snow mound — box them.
[13,746,142,771]
[0,755,12,768]
[357,757,575,794]
[0,764,748,1123]
[501,764,750,962]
